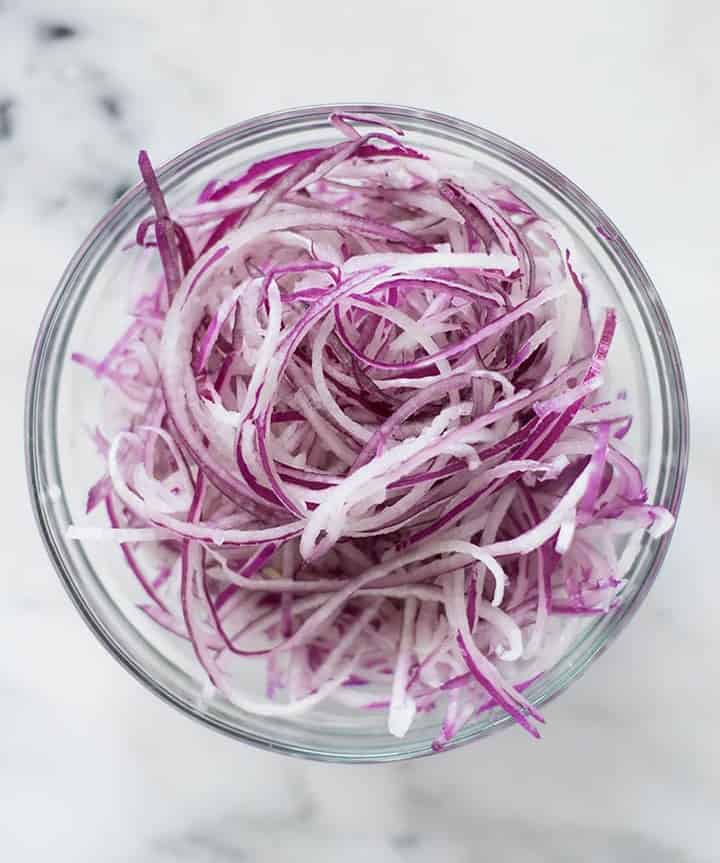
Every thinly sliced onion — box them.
[70,114,674,745]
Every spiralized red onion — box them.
[69,113,673,745]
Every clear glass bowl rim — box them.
[25,102,690,762]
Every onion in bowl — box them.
[64,112,675,750]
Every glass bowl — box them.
[25,103,689,762]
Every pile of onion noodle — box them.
[70,114,673,746]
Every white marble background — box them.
[2,1,718,860]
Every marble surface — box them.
[2,1,717,860]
